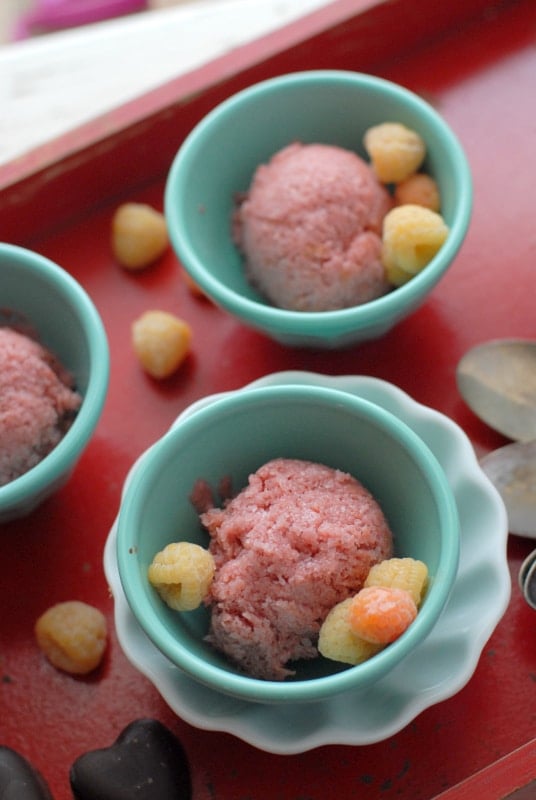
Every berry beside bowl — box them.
[164,69,472,348]
[0,243,110,523]
[116,383,460,704]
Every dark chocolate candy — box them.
[0,746,53,800]
[69,718,191,800]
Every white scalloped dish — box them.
[103,372,510,754]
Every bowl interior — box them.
[165,70,471,320]
[2,251,92,392]
[117,384,459,702]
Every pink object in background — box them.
[12,0,148,39]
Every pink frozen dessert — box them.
[233,142,392,312]
[200,458,393,680]
[0,327,82,486]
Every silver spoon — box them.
[457,340,536,606]
[480,441,536,539]
[518,549,536,610]
[456,338,536,442]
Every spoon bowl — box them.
[456,339,536,442]
[480,440,536,539]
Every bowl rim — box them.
[165,69,473,337]
[0,242,110,510]
[116,382,460,703]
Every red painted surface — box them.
[432,738,536,800]
[1,1,536,798]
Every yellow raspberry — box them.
[112,202,169,270]
[132,310,192,379]
[365,557,429,607]
[382,204,449,285]
[35,601,107,675]
[364,122,426,183]
[148,541,215,611]
[318,597,383,665]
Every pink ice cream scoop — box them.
[233,143,392,312]
[201,458,393,680]
[0,327,82,486]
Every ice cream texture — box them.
[201,458,393,680]
[0,327,82,486]
[233,142,392,312]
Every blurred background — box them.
[0,0,199,43]
[0,0,326,166]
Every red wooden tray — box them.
[1,1,535,798]
[432,738,536,800]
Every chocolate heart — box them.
[0,746,53,800]
[69,718,191,800]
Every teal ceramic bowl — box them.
[116,383,459,704]
[165,70,472,348]
[0,243,109,523]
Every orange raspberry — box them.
[348,586,417,644]
[394,173,441,212]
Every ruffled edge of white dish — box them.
[103,371,510,754]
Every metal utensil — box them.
[457,340,536,604]
[480,441,536,539]
[518,549,536,610]
[456,338,536,441]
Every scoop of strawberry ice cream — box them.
[201,458,393,680]
[233,142,392,312]
[0,327,82,486]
